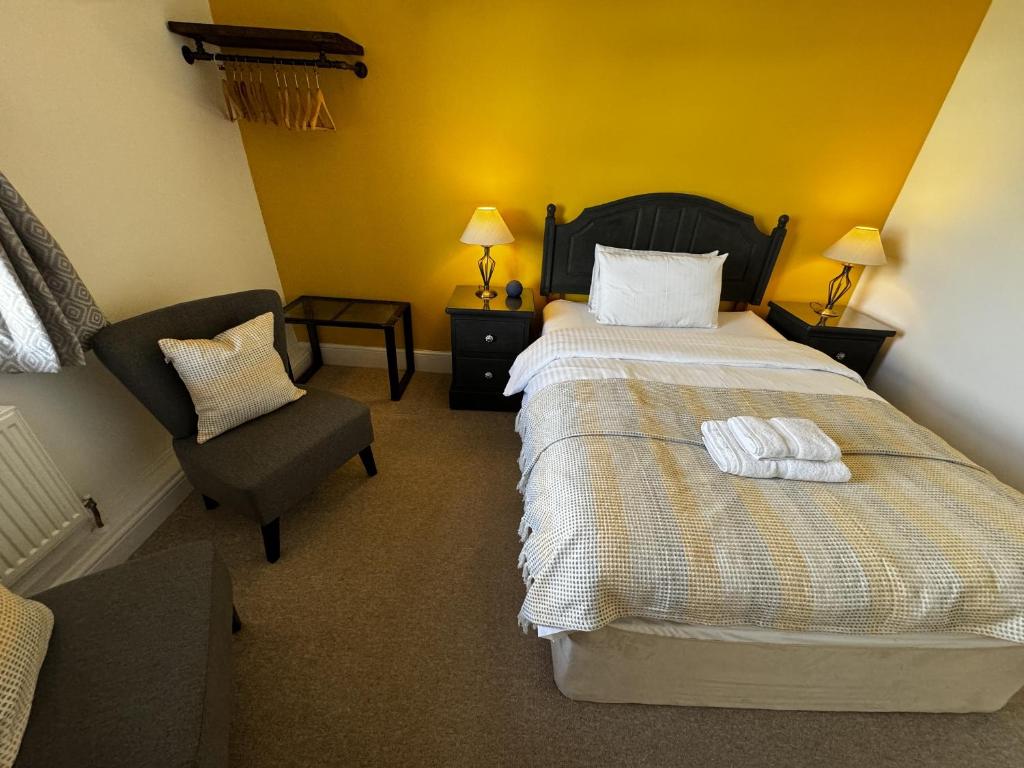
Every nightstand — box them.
[446,285,536,410]
[766,301,896,378]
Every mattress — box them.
[525,301,1018,651]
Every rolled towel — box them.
[727,416,841,462]
[702,420,851,483]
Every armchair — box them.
[93,290,376,562]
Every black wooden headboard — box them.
[540,193,789,305]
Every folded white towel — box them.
[727,416,841,462]
[726,416,789,459]
[701,420,851,483]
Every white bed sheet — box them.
[542,300,784,339]
[524,300,879,407]
[526,302,992,647]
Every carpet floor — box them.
[137,366,1024,768]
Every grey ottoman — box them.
[15,541,234,768]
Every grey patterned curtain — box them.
[0,171,106,373]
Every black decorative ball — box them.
[505,280,523,298]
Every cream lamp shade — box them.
[460,207,514,247]
[823,226,887,266]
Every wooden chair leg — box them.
[202,494,220,510]
[231,606,242,634]
[359,446,378,477]
[261,518,281,563]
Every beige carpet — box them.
[138,366,1024,768]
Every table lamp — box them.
[460,206,514,299]
[813,226,887,317]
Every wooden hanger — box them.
[232,63,251,121]
[247,64,265,122]
[275,64,290,129]
[289,67,303,129]
[299,68,314,130]
[221,63,240,121]
[243,64,262,122]
[308,65,336,131]
[256,65,277,125]
[234,63,251,121]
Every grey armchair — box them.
[93,289,376,562]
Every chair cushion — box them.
[159,312,305,444]
[0,588,52,768]
[15,541,233,768]
[174,388,373,525]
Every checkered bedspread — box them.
[516,379,1024,643]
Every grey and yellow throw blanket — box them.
[516,379,1024,643]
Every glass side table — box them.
[283,295,414,400]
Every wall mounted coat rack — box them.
[167,21,368,78]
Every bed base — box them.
[550,625,1024,713]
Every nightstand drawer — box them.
[453,356,514,393]
[809,337,882,377]
[452,317,527,357]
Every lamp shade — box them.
[823,226,887,267]
[460,207,514,247]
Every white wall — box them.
[851,0,1023,491]
[0,0,283,581]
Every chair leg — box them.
[359,446,378,477]
[231,605,242,634]
[202,494,220,510]
[261,518,281,563]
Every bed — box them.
[506,193,1024,712]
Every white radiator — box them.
[0,406,87,586]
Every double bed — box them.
[505,193,1024,712]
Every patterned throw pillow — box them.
[159,312,305,444]
[0,586,53,768]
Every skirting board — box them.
[288,342,452,376]
[17,447,191,595]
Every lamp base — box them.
[810,301,840,317]
[812,263,854,319]
[475,245,498,301]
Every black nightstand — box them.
[446,285,536,410]
[766,301,896,378]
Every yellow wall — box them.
[210,0,988,350]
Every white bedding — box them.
[514,301,1000,650]
[542,299,781,337]
[511,300,879,407]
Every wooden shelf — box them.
[167,21,364,57]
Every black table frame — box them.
[282,294,414,400]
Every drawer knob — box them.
[484,334,495,343]
[484,371,494,380]
[835,352,847,361]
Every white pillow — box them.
[159,312,306,444]
[588,244,721,314]
[590,245,728,328]
[0,586,53,767]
